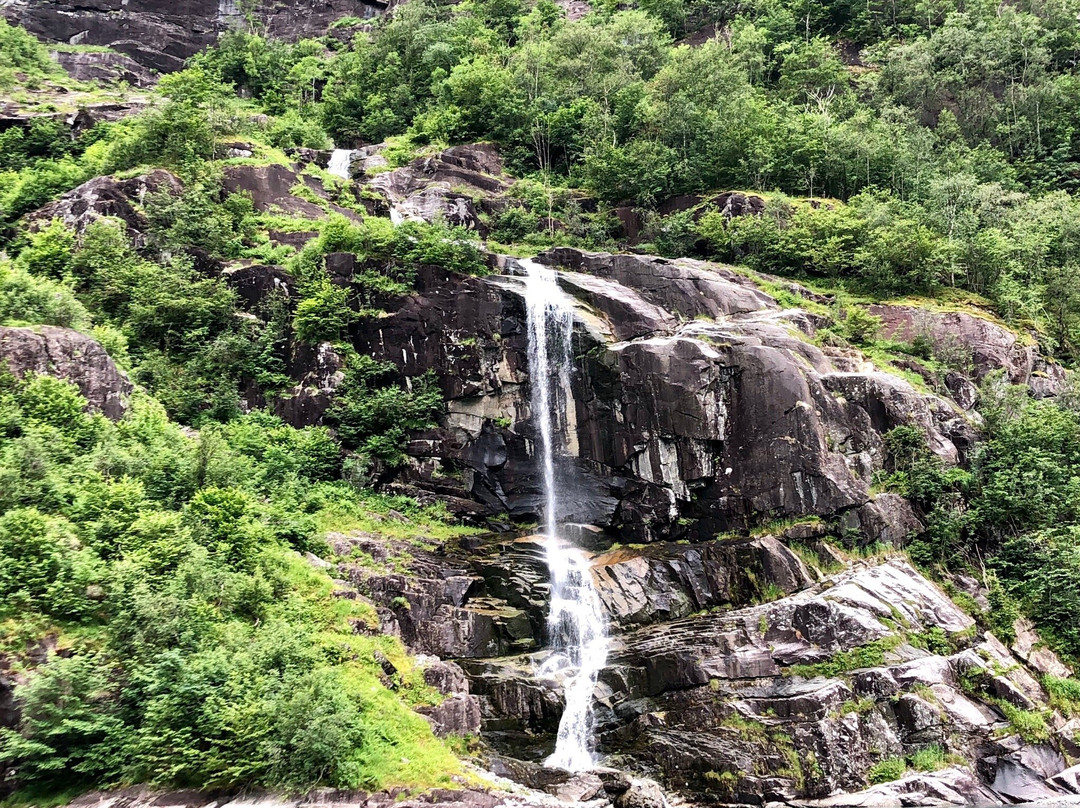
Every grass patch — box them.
[994,700,1052,743]
[1044,674,1080,717]
[315,491,480,543]
[786,636,903,678]
[867,756,906,784]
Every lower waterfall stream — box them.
[521,259,609,773]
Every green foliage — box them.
[0,257,89,330]
[909,745,947,772]
[0,18,63,91]
[1044,674,1080,717]
[995,700,1052,743]
[293,280,353,344]
[867,757,907,784]
[0,373,461,797]
[324,359,443,465]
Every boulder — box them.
[25,170,181,245]
[869,304,1063,396]
[1011,618,1073,678]
[0,326,131,419]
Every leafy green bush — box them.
[0,369,460,798]
[909,744,947,772]
[325,360,443,464]
[0,19,62,91]
[0,257,90,330]
[294,280,353,343]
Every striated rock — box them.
[56,784,583,808]
[223,263,295,311]
[592,536,815,626]
[52,50,156,86]
[328,248,978,544]
[538,247,773,318]
[1011,618,1073,678]
[416,694,482,738]
[0,326,131,419]
[791,766,1003,806]
[222,164,360,221]
[613,779,666,808]
[273,342,346,427]
[3,0,385,74]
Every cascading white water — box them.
[521,259,609,773]
[327,148,355,179]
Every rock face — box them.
[269,242,1080,806]
[0,326,132,419]
[2,0,386,73]
[367,144,512,234]
[222,163,362,221]
[25,170,182,246]
[869,303,1065,398]
[51,50,156,86]
[334,248,968,545]
[310,519,1080,807]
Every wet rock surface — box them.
[329,248,975,546]
[302,522,1080,806]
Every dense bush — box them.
[0,375,459,796]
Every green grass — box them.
[786,636,903,678]
[1044,674,1080,717]
[909,744,947,772]
[867,756,907,784]
[994,699,1052,743]
[315,491,481,542]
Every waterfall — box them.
[327,148,355,179]
[521,259,609,773]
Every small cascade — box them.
[521,258,609,773]
[327,148,356,179]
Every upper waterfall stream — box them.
[521,259,609,773]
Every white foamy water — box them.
[521,258,609,773]
[327,148,355,179]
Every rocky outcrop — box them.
[615,190,765,242]
[869,304,1066,398]
[333,250,966,545]
[315,517,1080,806]
[2,0,385,73]
[0,326,132,418]
[366,144,512,234]
[51,50,156,86]
[25,169,181,245]
[221,163,361,221]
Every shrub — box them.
[0,258,90,330]
[909,744,946,772]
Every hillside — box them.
[2,2,1080,806]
